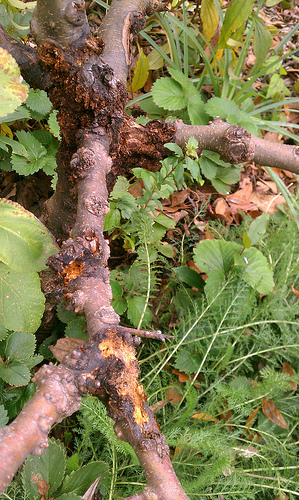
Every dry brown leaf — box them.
[282,361,297,391]
[245,405,261,429]
[262,398,288,429]
[49,337,86,362]
[170,189,190,207]
[249,191,285,214]
[38,480,50,497]
[149,400,167,413]
[263,131,283,143]
[192,412,218,422]
[291,284,299,298]
[165,384,183,404]
[172,368,201,388]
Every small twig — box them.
[118,326,174,342]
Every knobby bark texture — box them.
[0,0,298,497]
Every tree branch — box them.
[0,364,81,493]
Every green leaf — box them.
[247,213,270,246]
[0,105,31,124]
[204,268,226,303]
[60,461,108,496]
[204,97,240,119]
[201,0,220,41]
[249,14,272,76]
[243,231,251,249]
[65,317,88,341]
[111,176,130,198]
[164,142,183,158]
[0,262,45,333]
[241,247,274,295]
[11,130,47,175]
[152,77,187,111]
[110,280,123,300]
[0,199,57,272]
[0,360,31,386]
[199,154,218,180]
[216,167,241,185]
[6,332,36,361]
[173,266,205,289]
[266,74,290,101]
[0,47,28,119]
[22,439,66,498]
[48,110,61,139]
[25,88,52,116]
[127,295,152,328]
[0,325,9,341]
[0,405,8,427]
[112,298,127,315]
[218,0,254,49]
[5,382,36,419]
[131,46,149,93]
[175,349,201,374]
[194,240,242,274]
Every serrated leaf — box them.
[60,461,108,496]
[247,213,269,246]
[0,199,57,272]
[65,317,88,341]
[127,295,152,328]
[175,349,200,374]
[204,97,240,119]
[201,0,220,41]
[48,110,61,139]
[131,47,149,93]
[218,0,254,49]
[194,239,242,274]
[5,382,36,420]
[152,77,187,111]
[111,176,130,198]
[0,47,28,119]
[111,298,127,315]
[25,88,52,116]
[0,360,30,386]
[110,280,123,300]
[0,325,8,341]
[0,105,31,124]
[0,262,45,333]
[241,247,274,295]
[6,331,36,361]
[0,405,8,427]
[266,74,290,100]
[22,439,66,498]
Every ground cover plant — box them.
[0,0,299,498]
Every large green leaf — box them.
[25,88,52,116]
[194,239,242,274]
[0,199,57,272]
[6,331,36,361]
[0,47,28,118]
[22,439,66,498]
[0,360,31,386]
[241,247,274,295]
[60,461,108,496]
[0,262,45,333]
[218,0,254,48]
[152,77,187,111]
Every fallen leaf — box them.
[49,337,86,362]
[165,384,183,404]
[291,284,299,298]
[192,412,218,422]
[282,362,297,391]
[149,400,167,413]
[262,398,288,429]
[245,405,261,429]
[172,368,202,388]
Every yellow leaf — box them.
[192,412,218,422]
[130,47,149,93]
[201,0,219,41]
[147,43,170,71]
[1,123,13,139]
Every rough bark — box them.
[0,0,298,496]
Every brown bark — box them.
[0,364,81,492]
[0,0,298,496]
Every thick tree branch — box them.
[174,119,299,174]
[0,364,81,493]
[0,24,50,89]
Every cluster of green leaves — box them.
[0,0,35,40]
[21,438,109,500]
[0,87,60,186]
